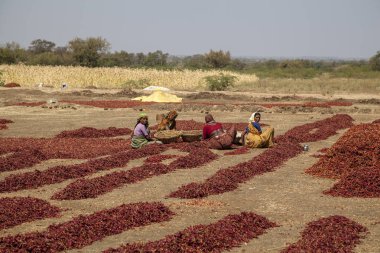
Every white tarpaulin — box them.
[143,86,170,91]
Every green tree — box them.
[68,37,110,67]
[182,54,207,69]
[53,46,74,66]
[0,47,16,64]
[28,52,69,66]
[204,50,231,68]
[0,42,27,64]
[229,59,246,70]
[144,50,168,67]
[135,53,145,66]
[29,39,56,53]
[100,51,135,67]
[369,51,380,71]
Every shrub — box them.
[369,51,380,71]
[204,73,238,91]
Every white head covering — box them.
[248,112,260,122]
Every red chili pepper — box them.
[281,216,367,252]
[105,212,277,253]
[56,127,132,138]
[307,122,380,197]
[0,202,173,252]
[0,197,60,230]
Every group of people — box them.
[131,110,274,150]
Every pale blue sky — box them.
[0,0,379,59]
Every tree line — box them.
[1,37,379,77]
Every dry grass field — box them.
[237,77,380,95]
[2,65,380,96]
[0,65,259,90]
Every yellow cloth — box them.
[245,123,274,148]
[132,90,182,103]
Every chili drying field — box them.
[0,87,379,253]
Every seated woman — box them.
[203,114,236,149]
[157,110,178,131]
[243,112,274,148]
[131,113,155,149]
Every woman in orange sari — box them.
[244,112,274,148]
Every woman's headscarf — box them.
[136,112,149,127]
[166,110,178,121]
[205,114,215,123]
[138,112,148,120]
[248,112,260,122]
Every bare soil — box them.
[0,87,379,253]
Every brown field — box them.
[0,87,379,253]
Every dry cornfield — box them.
[0,64,259,90]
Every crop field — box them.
[0,87,379,252]
[0,65,259,90]
[2,65,380,95]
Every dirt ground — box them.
[0,87,380,253]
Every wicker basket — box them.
[154,130,182,144]
[181,130,202,142]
